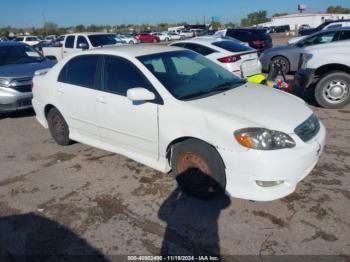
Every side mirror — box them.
[127,88,155,102]
[78,43,89,50]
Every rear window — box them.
[212,41,252,52]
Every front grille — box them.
[294,114,320,142]
[10,77,33,93]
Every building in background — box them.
[259,12,350,31]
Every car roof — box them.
[86,44,184,57]
[65,32,115,36]
[0,41,26,47]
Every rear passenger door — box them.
[95,55,160,159]
[56,55,100,141]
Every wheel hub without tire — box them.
[176,152,211,176]
[323,80,349,104]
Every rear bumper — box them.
[294,69,318,89]
[0,88,32,113]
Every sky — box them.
[1,0,350,28]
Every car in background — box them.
[215,28,272,53]
[191,29,207,37]
[0,42,54,114]
[273,25,291,33]
[260,28,350,74]
[179,30,194,38]
[295,40,350,108]
[150,32,171,42]
[42,33,125,61]
[117,34,139,44]
[32,45,325,201]
[299,19,350,36]
[135,33,160,43]
[170,36,262,78]
[16,36,40,46]
[167,32,184,40]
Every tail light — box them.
[218,54,241,63]
[251,40,265,45]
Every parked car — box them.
[16,36,40,46]
[295,40,350,108]
[32,45,325,201]
[260,28,350,74]
[135,33,160,43]
[0,42,54,114]
[167,32,184,40]
[274,25,291,33]
[299,19,350,36]
[42,33,124,61]
[170,36,262,78]
[179,30,194,38]
[150,32,171,42]
[191,29,206,37]
[215,28,273,53]
[117,34,139,44]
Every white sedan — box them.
[32,45,326,201]
[170,36,262,78]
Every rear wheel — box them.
[271,56,290,74]
[315,71,350,109]
[129,40,134,44]
[47,107,72,146]
[171,139,226,199]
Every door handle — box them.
[96,97,107,104]
[57,87,64,94]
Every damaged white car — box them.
[32,45,326,201]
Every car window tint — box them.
[326,24,342,29]
[59,55,98,88]
[183,43,215,56]
[212,41,252,52]
[303,31,338,47]
[339,31,350,41]
[102,56,151,96]
[143,57,166,73]
[171,55,206,76]
[76,36,89,48]
[171,43,186,48]
[65,36,75,48]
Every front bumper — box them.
[218,122,326,201]
[294,68,318,89]
[0,88,33,113]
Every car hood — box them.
[188,83,313,133]
[0,59,55,79]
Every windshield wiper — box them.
[178,80,246,100]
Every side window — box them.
[303,31,338,46]
[184,43,215,56]
[65,36,75,48]
[102,56,152,96]
[58,55,98,88]
[325,24,342,30]
[76,36,89,48]
[339,31,350,41]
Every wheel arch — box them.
[165,136,224,167]
[315,64,350,78]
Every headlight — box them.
[0,78,10,87]
[300,53,313,69]
[234,128,296,150]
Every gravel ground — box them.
[0,35,349,261]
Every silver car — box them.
[260,28,350,74]
[0,42,55,114]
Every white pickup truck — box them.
[295,40,350,108]
[43,33,125,61]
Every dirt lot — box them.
[0,35,350,261]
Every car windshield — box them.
[88,34,117,47]
[300,31,338,47]
[138,50,245,100]
[0,45,44,66]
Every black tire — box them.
[315,71,350,109]
[171,139,226,199]
[129,40,134,44]
[271,56,290,74]
[47,107,72,146]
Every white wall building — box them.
[259,13,350,30]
